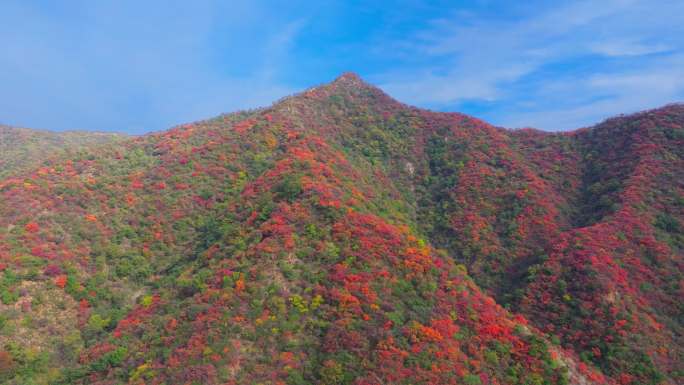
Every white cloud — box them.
[380,64,533,105]
[498,55,684,130]
[589,40,671,57]
[374,0,684,130]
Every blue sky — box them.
[1,0,682,134]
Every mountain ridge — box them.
[0,124,126,179]
[0,74,681,385]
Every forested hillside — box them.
[0,125,125,179]
[0,74,681,385]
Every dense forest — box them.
[0,73,681,385]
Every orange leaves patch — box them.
[24,222,40,233]
[54,274,67,288]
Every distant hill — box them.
[0,74,681,385]
[0,125,125,179]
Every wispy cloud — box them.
[588,40,672,57]
[375,0,684,130]
[498,55,684,129]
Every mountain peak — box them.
[333,71,363,82]
[318,71,403,107]
[287,71,399,109]
[330,71,372,90]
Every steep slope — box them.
[515,107,684,384]
[0,125,125,179]
[0,73,681,385]
[293,77,684,384]
[0,75,600,385]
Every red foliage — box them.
[54,274,67,288]
[24,222,39,233]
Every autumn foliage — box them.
[0,73,681,385]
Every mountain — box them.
[0,73,681,385]
[0,125,126,179]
